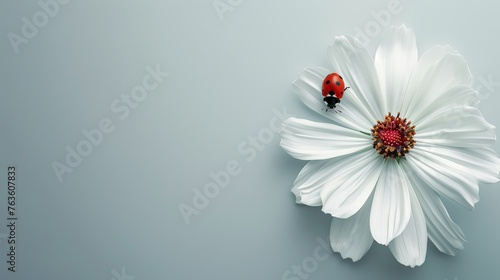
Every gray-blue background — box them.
[1,0,499,279]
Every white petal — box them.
[402,163,466,256]
[327,35,384,122]
[388,185,427,267]
[402,45,473,119]
[292,67,372,132]
[415,106,496,148]
[292,159,339,206]
[410,85,480,125]
[330,200,373,262]
[370,161,412,245]
[374,25,418,113]
[406,149,479,209]
[321,151,384,218]
[280,117,371,160]
[415,143,500,184]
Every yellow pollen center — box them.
[371,112,416,159]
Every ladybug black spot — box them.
[328,90,334,96]
[325,80,330,84]
[335,81,341,86]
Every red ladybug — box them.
[321,73,349,111]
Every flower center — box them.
[371,112,416,159]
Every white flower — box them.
[280,25,500,267]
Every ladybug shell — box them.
[322,73,345,99]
